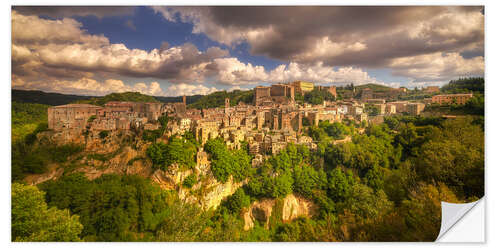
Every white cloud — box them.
[210,58,268,85]
[12,11,229,84]
[165,83,219,96]
[152,6,484,81]
[12,11,109,46]
[12,8,483,96]
[389,52,484,82]
[267,62,381,85]
[13,77,168,96]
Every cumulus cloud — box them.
[13,77,167,96]
[205,58,386,86]
[12,11,109,46]
[268,62,383,85]
[11,7,484,96]
[153,6,484,76]
[165,83,219,96]
[12,6,135,18]
[207,58,269,85]
[389,52,485,83]
[12,11,229,85]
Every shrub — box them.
[99,130,109,139]
[182,174,198,188]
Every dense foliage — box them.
[40,174,173,241]
[440,77,484,94]
[12,102,49,142]
[77,92,159,106]
[424,94,484,116]
[11,78,484,242]
[12,183,83,242]
[12,89,94,106]
[354,83,393,92]
[12,139,84,181]
[147,136,197,171]
[188,90,253,109]
[204,138,252,183]
[304,88,335,105]
[155,95,203,105]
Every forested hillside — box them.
[188,90,254,109]
[155,95,203,105]
[10,79,485,242]
[76,92,159,106]
[12,102,49,142]
[11,115,484,241]
[440,77,484,94]
[12,89,202,106]
[12,89,94,106]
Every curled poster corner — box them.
[435,198,484,242]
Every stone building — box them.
[48,104,101,131]
[255,84,295,106]
[407,103,426,115]
[386,101,409,113]
[290,81,314,94]
[385,103,397,114]
[361,88,373,101]
[431,93,473,105]
[373,103,386,115]
[317,85,337,99]
[423,86,440,94]
[48,101,165,132]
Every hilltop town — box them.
[46,80,474,159]
[13,77,484,242]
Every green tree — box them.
[12,183,83,242]
[204,138,251,183]
[327,168,355,201]
[40,174,171,241]
[146,137,197,171]
[293,165,327,199]
[222,188,251,214]
[182,173,198,188]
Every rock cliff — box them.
[27,130,242,211]
[242,194,317,231]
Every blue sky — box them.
[11,6,484,96]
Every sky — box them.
[11,6,484,97]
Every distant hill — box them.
[188,90,254,109]
[155,95,204,105]
[12,101,49,142]
[13,89,206,107]
[441,77,484,94]
[354,83,394,92]
[75,92,159,106]
[12,89,95,106]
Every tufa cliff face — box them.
[242,194,318,231]
[150,164,244,211]
[27,130,243,211]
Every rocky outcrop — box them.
[151,165,243,211]
[243,194,317,231]
[25,164,65,185]
[198,175,243,210]
[151,165,193,190]
[28,131,242,211]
